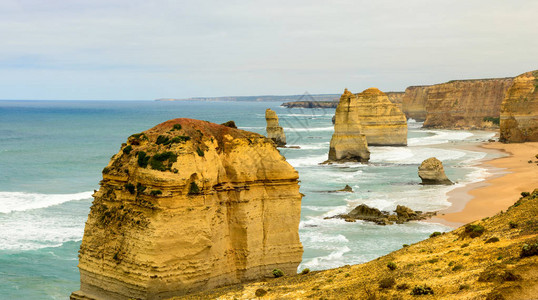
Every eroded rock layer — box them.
[355,88,407,146]
[402,78,514,128]
[265,109,286,147]
[71,119,303,300]
[328,89,370,162]
[500,70,538,143]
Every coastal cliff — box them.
[386,92,405,111]
[355,88,407,146]
[328,89,370,162]
[402,86,429,121]
[265,109,286,146]
[183,189,538,299]
[71,119,303,299]
[402,78,514,128]
[500,70,538,143]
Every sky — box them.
[0,0,537,100]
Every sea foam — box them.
[0,191,93,214]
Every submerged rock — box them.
[418,157,454,185]
[327,89,370,163]
[328,204,436,225]
[265,108,286,147]
[71,118,303,299]
[500,70,538,143]
[338,185,353,192]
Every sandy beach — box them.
[432,142,538,227]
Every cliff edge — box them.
[500,70,538,143]
[71,118,303,299]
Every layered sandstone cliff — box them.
[71,119,303,300]
[402,86,429,121]
[386,92,405,111]
[402,78,514,128]
[500,70,538,143]
[328,89,370,162]
[355,88,407,146]
[265,109,286,147]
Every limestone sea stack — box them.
[328,89,370,162]
[355,88,407,146]
[418,157,453,185]
[265,108,286,147]
[500,70,538,143]
[71,119,303,300]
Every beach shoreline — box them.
[432,141,538,227]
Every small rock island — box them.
[71,118,303,299]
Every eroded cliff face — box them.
[356,88,407,146]
[328,89,370,162]
[265,109,286,147]
[402,78,514,128]
[500,70,538,143]
[71,119,303,300]
[423,78,514,128]
[386,92,405,111]
[402,86,429,121]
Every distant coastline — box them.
[155,94,340,102]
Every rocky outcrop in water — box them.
[265,109,286,147]
[500,70,538,143]
[386,92,405,111]
[70,118,303,300]
[329,204,436,225]
[327,89,370,163]
[355,88,407,146]
[402,78,514,128]
[418,157,453,185]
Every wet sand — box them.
[432,142,538,227]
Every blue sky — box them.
[0,0,537,100]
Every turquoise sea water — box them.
[0,100,501,299]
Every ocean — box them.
[0,100,501,299]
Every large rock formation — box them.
[402,78,514,128]
[328,89,370,162]
[71,119,303,300]
[418,157,453,185]
[402,85,429,121]
[355,88,407,146]
[265,109,286,147]
[500,70,538,143]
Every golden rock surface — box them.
[328,89,370,162]
[265,108,286,147]
[70,118,303,300]
[500,70,538,143]
[355,88,407,146]
[403,78,513,128]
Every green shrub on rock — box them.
[301,268,310,275]
[378,277,395,289]
[411,285,434,295]
[387,262,397,270]
[521,242,538,258]
[430,232,442,238]
[465,224,485,238]
[272,269,284,278]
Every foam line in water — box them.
[0,191,93,213]
[282,126,334,132]
[301,246,351,270]
[408,130,474,146]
